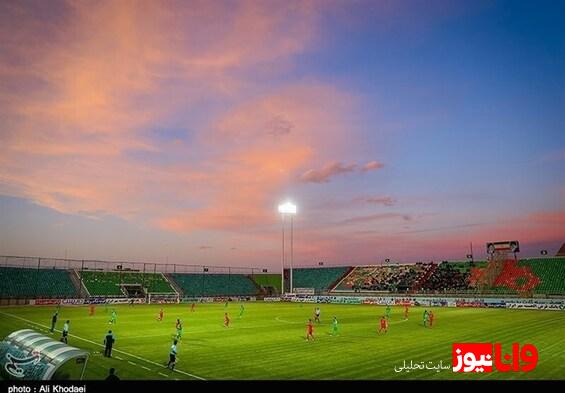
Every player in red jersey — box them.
[429,310,435,328]
[224,312,230,327]
[157,308,164,321]
[378,316,388,334]
[306,319,314,341]
[89,304,95,316]
[404,304,409,320]
[191,302,196,312]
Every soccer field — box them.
[0,302,563,380]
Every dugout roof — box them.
[0,329,89,380]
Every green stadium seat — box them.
[79,271,176,296]
[291,267,349,291]
[0,267,76,298]
[170,274,257,296]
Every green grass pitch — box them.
[0,302,563,380]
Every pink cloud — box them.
[281,210,565,265]
[300,162,357,183]
[0,1,362,235]
[300,159,385,183]
[336,213,412,226]
[245,209,564,266]
[157,83,359,233]
[365,196,396,206]
[4,0,556,271]
[361,160,385,172]
[153,208,565,268]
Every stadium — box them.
[0,244,564,380]
[1,0,564,384]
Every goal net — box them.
[147,293,180,304]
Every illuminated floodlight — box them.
[278,200,297,295]
[278,201,297,215]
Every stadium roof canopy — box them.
[0,329,89,380]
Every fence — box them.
[0,255,267,276]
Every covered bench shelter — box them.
[0,329,89,380]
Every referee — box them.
[167,340,178,370]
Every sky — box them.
[0,0,564,270]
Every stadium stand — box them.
[489,258,565,295]
[0,267,76,298]
[170,273,257,296]
[79,271,176,296]
[1,256,563,299]
[336,258,564,296]
[252,274,282,292]
[336,263,434,292]
[421,261,487,293]
[163,273,185,296]
[290,267,350,291]
[525,258,565,294]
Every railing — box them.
[0,255,266,275]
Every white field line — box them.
[0,311,206,380]
[274,316,302,324]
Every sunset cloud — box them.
[361,161,385,172]
[336,213,413,226]
[365,196,396,206]
[0,1,561,268]
[281,209,565,265]
[157,84,358,232]
[300,162,357,183]
[0,1,359,234]
[300,159,385,183]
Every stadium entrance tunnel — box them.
[0,329,89,380]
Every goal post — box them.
[147,293,180,304]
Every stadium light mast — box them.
[278,201,297,295]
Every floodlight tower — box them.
[278,201,297,294]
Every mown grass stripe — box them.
[0,304,563,380]
[0,311,206,380]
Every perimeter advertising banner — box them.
[281,295,565,310]
[180,296,256,303]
